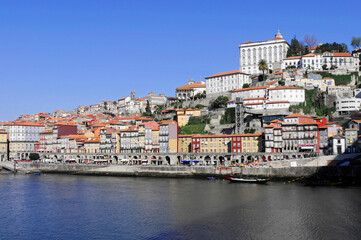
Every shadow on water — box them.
[304,153,361,186]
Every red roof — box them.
[284,56,302,60]
[206,70,248,79]
[268,37,284,41]
[266,101,290,104]
[232,86,269,92]
[333,52,352,57]
[242,41,254,44]
[176,81,206,90]
[243,97,267,101]
[269,87,303,90]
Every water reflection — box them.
[0,175,360,240]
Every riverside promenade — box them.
[2,154,361,180]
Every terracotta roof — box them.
[40,130,53,134]
[159,120,177,125]
[267,80,279,85]
[192,133,262,138]
[269,87,303,90]
[332,52,352,57]
[227,100,235,103]
[268,37,284,41]
[285,113,313,118]
[245,102,263,105]
[232,86,269,92]
[242,41,254,44]
[206,70,248,79]
[266,101,290,104]
[243,97,267,101]
[303,53,315,57]
[176,81,206,90]
[322,77,334,80]
[308,46,317,50]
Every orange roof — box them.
[266,101,290,104]
[232,86,269,92]
[245,102,262,105]
[159,120,177,125]
[85,137,100,143]
[269,87,303,90]
[303,53,315,57]
[243,97,267,101]
[227,100,235,103]
[265,124,275,128]
[308,46,317,50]
[333,52,352,57]
[268,37,284,41]
[40,130,53,134]
[192,133,262,138]
[206,70,248,79]
[267,80,279,85]
[242,41,254,44]
[176,81,206,90]
[285,113,312,118]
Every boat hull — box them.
[224,177,269,184]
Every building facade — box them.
[205,70,251,95]
[239,30,289,74]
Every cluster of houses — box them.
[1,30,360,162]
[1,110,361,161]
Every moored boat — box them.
[224,176,269,183]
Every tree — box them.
[322,64,328,70]
[29,153,40,161]
[287,36,306,57]
[145,100,151,114]
[304,34,317,47]
[243,83,250,88]
[315,42,348,53]
[258,59,268,81]
[210,96,229,108]
[351,37,361,49]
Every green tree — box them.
[351,37,361,49]
[29,153,40,161]
[210,96,229,108]
[242,83,250,88]
[287,36,306,57]
[145,100,151,114]
[258,59,268,81]
[315,42,348,53]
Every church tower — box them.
[130,89,136,100]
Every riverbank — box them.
[9,162,361,182]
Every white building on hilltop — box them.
[205,70,251,95]
[239,30,290,74]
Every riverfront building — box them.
[0,129,8,161]
[0,121,45,160]
[159,120,178,153]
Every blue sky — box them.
[0,0,360,121]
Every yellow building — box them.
[192,135,232,153]
[0,129,9,161]
[177,108,201,127]
[84,137,100,153]
[236,133,262,153]
[178,135,193,153]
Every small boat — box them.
[34,172,41,176]
[224,176,269,183]
[207,177,216,180]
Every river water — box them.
[0,174,360,240]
